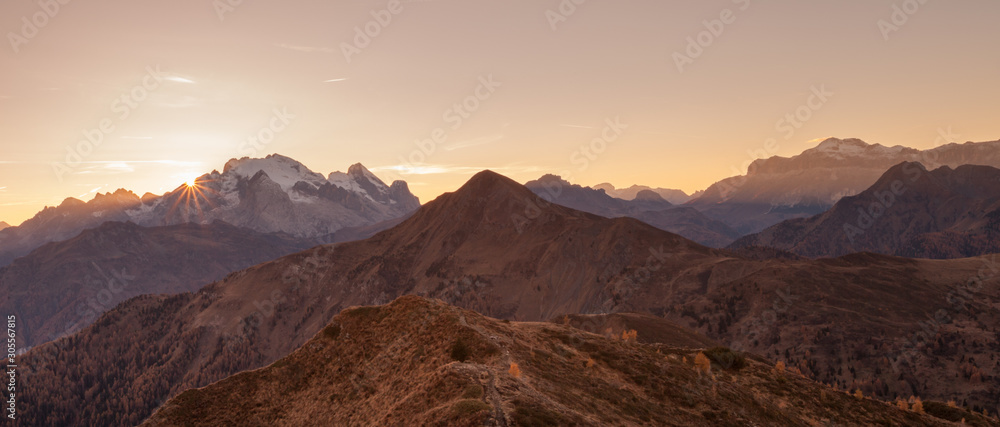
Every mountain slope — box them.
[0,155,419,267]
[0,189,145,266]
[526,175,740,247]
[144,296,961,427]
[0,221,9,231]
[0,221,316,349]
[17,170,1000,425]
[730,162,1000,258]
[687,138,1000,234]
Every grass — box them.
[322,323,341,340]
[450,339,471,362]
[452,399,491,416]
[512,399,571,427]
[704,346,747,371]
[461,384,484,399]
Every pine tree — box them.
[694,352,712,376]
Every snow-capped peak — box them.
[328,163,389,196]
[347,163,389,191]
[223,154,329,191]
[807,138,907,159]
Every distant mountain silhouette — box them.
[593,182,695,204]
[687,138,1000,234]
[730,162,1000,258]
[526,174,740,247]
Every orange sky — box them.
[1,1,998,225]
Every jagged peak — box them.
[93,189,139,201]
[634,189,666,202]
[814,137,870,150]
[347,163,370,176]
[58,197,86,208]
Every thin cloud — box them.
[77,187,103,198]
[323,78,349,83]
[165,76,196,84]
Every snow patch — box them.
[225,155,329,192]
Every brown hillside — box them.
[144,296,970,426]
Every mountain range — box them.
[0,220,318,350]
[526,175,740,247]
[685,138,1000,234]
[143,296,973,426]
[592,182,698,204]
[18,169,1000,425]
[0,155,419,267]
[731,162,1000,258]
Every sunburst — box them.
[165,176,221,224]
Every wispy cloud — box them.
[165,76,196,84]
[121,136,154,140]
[274,43,336,54]
[560,124,599,130]
[77,186,103,198]
[323,78,349,83]
[67,160,201,176]
[444,134,503,152]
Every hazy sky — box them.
[1,0,998,225]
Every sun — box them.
[185,176,199,187]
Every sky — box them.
[1,0,998,225]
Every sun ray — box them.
[164,176,221,224]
